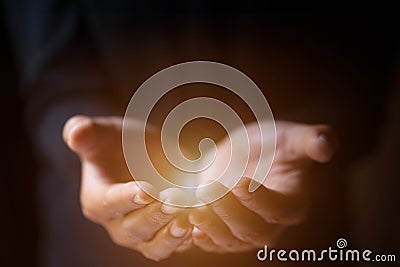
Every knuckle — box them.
[109,231,128,247]
[102,192,124,219]
[120,220,142,240]
[147,212,170,226]
[107,223,139,248]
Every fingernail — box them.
[319,133,329,142]
[316,132,337,162]
[132,193,152,205]
[188,208,208,225]
[170,225,188,238]
[188,213,199,225]
[318,132,337,148]
[161,203,181,214]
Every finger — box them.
[275,122,338,163]
[114,188,184,242]
[64,116,141,221]
[138,214,193,261]
[196,182,282,246]
[232,178,307,225]
[102,181,157,219]
[107,201,180,247]
[192,229,225,253]
[63,115,123,161]
[189,206,244,248]
[175,237,193,253]
[79,159,132,222]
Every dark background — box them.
[0,6,399,266]
[0,12,38,265]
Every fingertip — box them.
[63,115,94,152]
[169,218,192,238]
[135,181,158,201]
[132,191,154,205]
[317,130,338,162]
[306,125,338,163]
[235,177,263,195]
[169,225,189,238]
[161,203,182,215]
[192,228,209,241]
[159,187,188,207]
[188,213,198,225]
[176,237,193,253]
[188,207,208,226]
[231,178,253,201]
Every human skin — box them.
[190,121,337,252]
[63,116,337,261]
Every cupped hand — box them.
[63,116,337,258]
[189,121,338,253]
[63,116,193,261]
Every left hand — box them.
[189,121,338,252]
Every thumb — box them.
[63,115,123,160]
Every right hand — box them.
[63,115,193,261]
